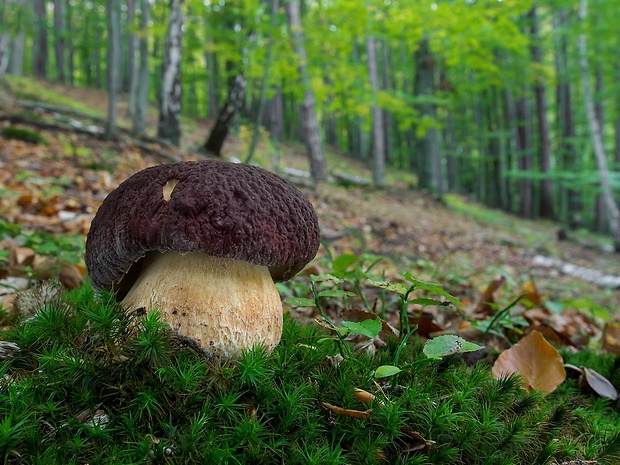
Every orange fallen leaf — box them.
[321,401,371,420]
[602,322,620,354]
[474,275,505,316]
[492,330,566,395]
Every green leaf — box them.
[374,365,401,378]
[332,254,360,273]
[284,297,316,308]
[408,297,448,306]
[317,290,356,298]
[310,274,342,284]
[368,279,410,296]
[340,319,382,338]
[423,335,484,359]
[402,272,462,307]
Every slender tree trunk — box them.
[105,0,121,138]
[133,0,150,136]
[33,0,47,78]
[127,0,138,118]
[205,47,219,118]
[414,36,442,196]
[66,0,74,84]
[203,74,246,155]
[285,0,327,183]
[0,33,10,83]
[615,55,620,164]
[158,0,184,146]
[367,34,385,185]
[529,6,554,219]
[245,0,278,164]
[554,9,581,227]
[8,0,28,77]
[578,0,620,251]
[515,94,534,218]
[53,0,65,82]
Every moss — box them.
[1,126,47,145]
[0,285,616,464]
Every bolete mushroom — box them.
[85,160,320,359]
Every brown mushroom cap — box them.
[85,160,320,298]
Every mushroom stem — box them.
[121,251,283,359]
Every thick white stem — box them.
[122,251,283,359]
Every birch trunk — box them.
[158,0,184,146]
[577,0,620,251]
[285,0,326,183]
[133,0,150,136]
[366,34,385,185]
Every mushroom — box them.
[85,160,320,359]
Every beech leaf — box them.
[374,365,401,378]
[284,297,316,308]
[423,335,484,359]
[582,367,618,400]
[492,331,566,395]
[341,319,382,338]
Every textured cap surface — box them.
[85,160,320,295]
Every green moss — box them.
[0,285,616,464]
[1,126,47,145]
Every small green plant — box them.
[1,126,47,145]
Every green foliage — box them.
[0,127,46,145]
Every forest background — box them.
[2,0,620,250]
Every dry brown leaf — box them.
[474,275,505,316]
[492,330,566,395]
[602,322,620,354]
[521,280,542,306]
[321,401,371,420]
[353,388,376,405]
[399,428,434,453]
[582,367,618,400]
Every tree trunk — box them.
[53,0,65,82]
[577,0,620,251]
[367,34,385,185]
[203,74,246,156]
[33,0,47,78]
[245,0,278,164]
[554,8,581,227]
[0,33,10,83]
[127,0,138,118]
[158,0,184,146]
[205,47,219,118]
[515,95,534,218]
[414,36,442,196]
[133,0,150,136]
[105,0,121,138]
[8,0,27,77]
[285,0,327,183]
[529,6,554,220]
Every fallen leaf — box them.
[474,275,505,316]
[582,367,618,400]
[399,428,435,453]
[602,322,620,354]
[353,388,377,405]
[321,401,371,420]
[492,331,566,395]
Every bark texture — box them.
[158,0,184,146]
[578,0,620,251]
[285,0,327,183]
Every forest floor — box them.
[2,76,620,344]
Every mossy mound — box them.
[1,126,47,145]
[0,285,617,464]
